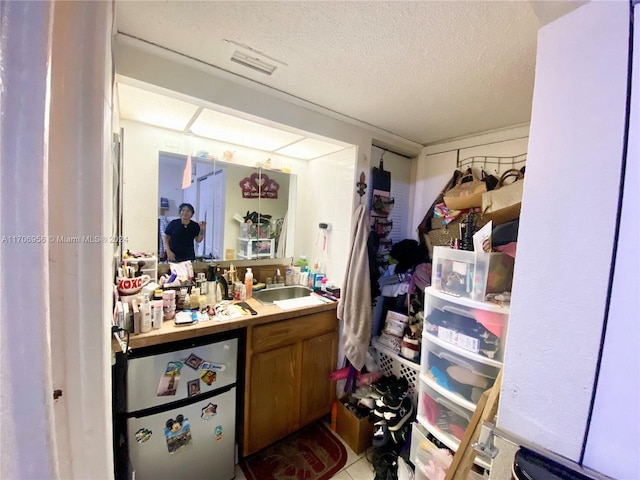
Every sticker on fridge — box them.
[187,379,200,398]
[201,403,217,420]
[214,425,223,442]
[164,415,192,453]
[165,361,183,376]
[185,353,204,370]
[200,370,216,385]
[156,374,180,396]
[135,428,152,443]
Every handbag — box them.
[443,173,486,210]
[481,169,524,225]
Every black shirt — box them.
[165,219,200,262]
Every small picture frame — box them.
[156,374,180,397]
[185,353,204,370]
[187,379,200,398]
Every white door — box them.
[212,168,226,259]
[197,173,214,257]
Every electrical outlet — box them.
[319,222,332,231]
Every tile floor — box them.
[234,420,376,480]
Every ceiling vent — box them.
[230,50,277,76]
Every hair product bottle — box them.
[244,268,253,298]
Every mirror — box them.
[158,151,294,261]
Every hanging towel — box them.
[276,210,288,258]
[337,204,372,370]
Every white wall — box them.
[297,147,357,288]
[582,4,640,478]
[497,0,630,462]
[0,2,114,479]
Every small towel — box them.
[337,205,372,370]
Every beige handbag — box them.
[443,173,486,210]
[481,169,524,225]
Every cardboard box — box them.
[335,397,373,454]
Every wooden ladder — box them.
[444,369,502,480]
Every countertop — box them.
[114,297,338,351]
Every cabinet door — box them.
[299,331,337,426]
[247,344,297,453]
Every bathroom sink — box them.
[252,286,314,305]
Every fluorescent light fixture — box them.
[117,83,199,131]
[190,109,305,151]
[230,51,277,76]
[276,138,347,160]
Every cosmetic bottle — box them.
[139,294,152,333]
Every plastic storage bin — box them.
[411,422,453,480]
[421,335,500,406]
[431,246,514,301]
[424,287,509,361]
[237,237,275,259]
[418,378,473,443]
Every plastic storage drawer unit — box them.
[424,287,509,361]
[431,246,514,301]
[421,335,501,406]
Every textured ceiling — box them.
[115,1,543,146]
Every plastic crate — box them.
[372,336,420,401]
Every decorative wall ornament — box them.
[239,172,279,199]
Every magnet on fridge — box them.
[164,415,192,454]
[214,425,223,442]
[135,428,152,443]
[187,379,200,398]
[165,361,183,376]
[201,403,217,420]
[185,353,204,370]
[200,361,226,372]
[156,374,180,396]
[200,370,216,385]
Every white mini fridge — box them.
[121,331,239,480]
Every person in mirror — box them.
[163,203,205,262]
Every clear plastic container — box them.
[431,246,514,301]
[421,335,500,406]
[424,286,509,361]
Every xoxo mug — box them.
[117,275,151,296]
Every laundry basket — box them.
[372,336,420,401]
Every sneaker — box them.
[386,397,414,445]
[381,377,409,409]
[372,448,399,480]
[372,420,390,447]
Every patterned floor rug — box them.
[240,421,348,480]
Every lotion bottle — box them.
[140,294,152,333]
[244,267,253,298]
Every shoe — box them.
[371,375,397,400]
[386,397,414,445]
[381,377,409,409]
[372,448,398,480]
[372,420,390,447]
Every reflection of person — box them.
[163,203,206,262]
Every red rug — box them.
[240,421,348,480]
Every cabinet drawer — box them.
[418,378,472,443]
[425,287,509,361]
[421,335,500,406]
[252,311,337,352]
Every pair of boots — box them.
[371,376,414,448]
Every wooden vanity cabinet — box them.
[243,310,338,456]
